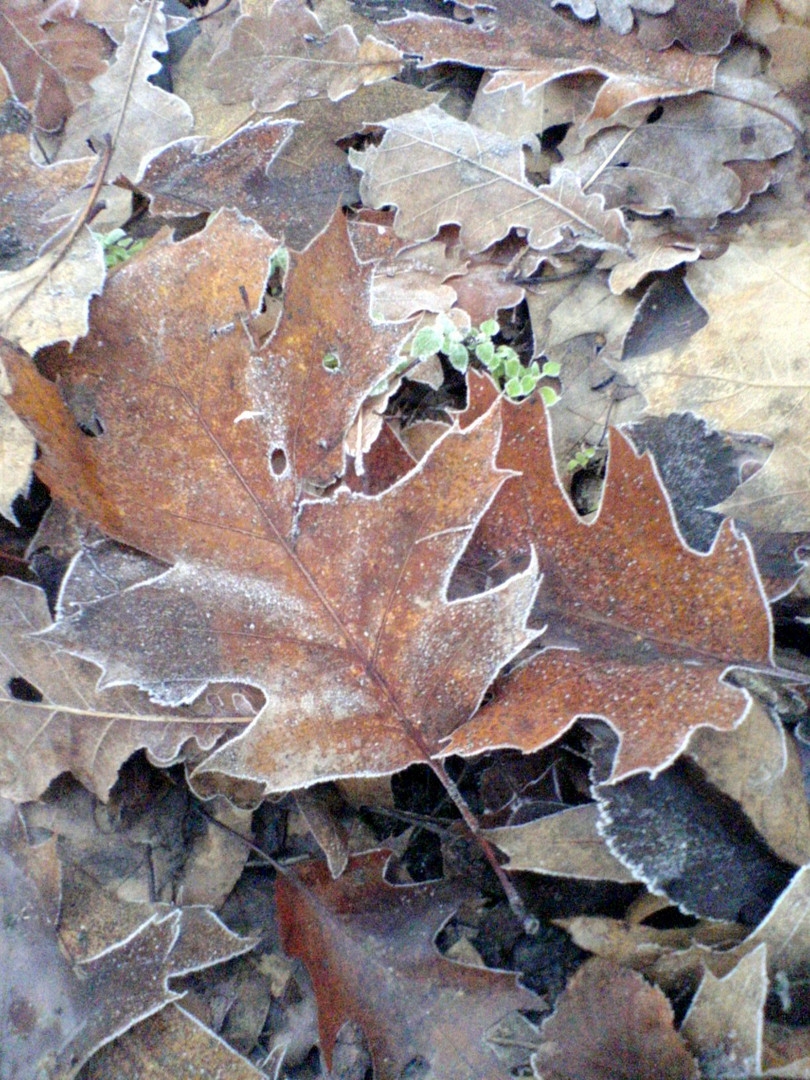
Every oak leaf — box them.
[350,104,629,255]
[3,209,537,796]
[445,376,773,781]
[550,0,674,37]
[275,849,541,1080]
[557,67,799,218]
[57,0,193,182]
[0,1,112,132]
[207,0,402,113]
[379,0,717,127]
[617,214,810,531]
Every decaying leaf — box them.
[379,0,718,126]
[0,365,34,523]
[0,795,252,1079]
[680,944,767,1079]
[276,849,541,1080]
[550,0,674,37]
[618,214,810,531]
[0,1,112,132]
[207,0,402,113]
[531,956,699,1080]
[351,104,629,255]
[141,80,436,251]
[484,803,637,882]
[0,576,250,802]
[446,377,773,781]
[0,224,105,354]
[3,209,537,794]
[57,0,193,182]
[557,68,799,219]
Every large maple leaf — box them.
[2,209,537,795]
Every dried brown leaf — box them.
[207,0,402,113]
[276,849,541,1080]
[351,104,629,255]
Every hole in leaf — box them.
[8,676,43,702]
[400,1056,431,1079]
[540,122,570,152]
[646,104,664,124]
[270,447,287,476]
[322,352,340,372]
[78,415,104,437]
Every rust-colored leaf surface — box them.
[532,957,698,1080]
[446,376,772,780]
[276,849,541,1080]
[3,210,536,794]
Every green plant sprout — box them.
[410,315,560,404]
[93,228,147,268]
[568,445,597,471]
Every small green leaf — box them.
[504,356,521,379]
[322,353,341,372]
[475,341,495,364]
[504,376,522,398]
[539,385,559,406]
[542,360,561,377]
[480,318,499,337]
[447,342,470,371]
[520,372,538,395]
[410,326,444,358]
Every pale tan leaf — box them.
[0,225,105,353]
[618,214,810,530]
[680,945,767,1079]
[58,0,194,182]
[207,0,402,112]
[485,804,637,882]
[0,363,34,523]
[351,104,629,255]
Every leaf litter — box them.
[1,0,810,1076]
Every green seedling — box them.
[568,446,597,471]
[410,315,560,403]
[93,228,147,268]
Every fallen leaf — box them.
[0,132,98,274]
[550,0,674,37]
[531,956,698,1080]
[685,701,810,866]
[485,803,637,882]
[0,363,34,523]
[635,0,742,52]
[557,66,799,219]
[379,0,718,128]
[0,576,250,802]
[3,209,537,794]
[141,80,435,250]
[617,214,810,530]
[680,944,767,1079]
[0,795,247,1079]
[276,849,541,1079]
[80,1003,267,1080]
[446,376,772,781]
[351,103,629,254]
[594,757,796,923]
[0,224,106,354]
[207,0,402,112]
[0,2,112,132]
[57,0,194,182]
